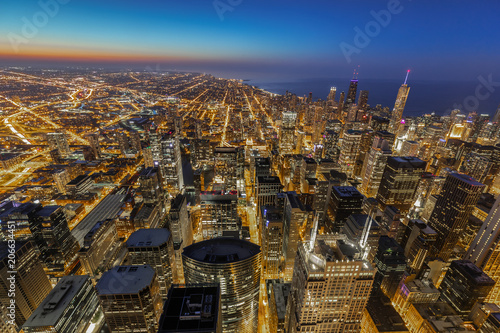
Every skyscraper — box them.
[438,260,495,318]
[169,194,192,283]
[282,191,309,281]
[428,173,485,261]
[327,186,363,233]
[200,191,239,240]
[213,147,244,192]
[464,194,500,304]
[0,241,53,328]
[372,236,407,298]
[360,134,393,198]
[389,71,410,133]
[279,111,297,155]
[376,157,426,213]
[137,167,164,204]
[286,238,375,333]
[182,238,261,333]
[345,79,358,105]
[126,228,176,299]
[260,205,284,279]
[357,90,369,110]
[96,265,163,333]
[338,129,363,177]
[28,205,80,275]
[22,275,100,333]
[256,176,283,209]
[160,131,183,192]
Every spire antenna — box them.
[404,69,410,85]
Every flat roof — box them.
[183,238,260,263]
[332,186,362,198]
[366,295,408,332]
[126,228,171,248]
[158,284,220,332]
[23,275,90,328]
[36,205,61,217]
[449,172,485,187]
[71,193,125,246]
[96,265,155,295]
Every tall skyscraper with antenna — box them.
[345,66,359,106]
[389,70,411,133]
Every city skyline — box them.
[3,2,500,333]
[1,1,499,83]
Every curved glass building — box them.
[182,238,261,333]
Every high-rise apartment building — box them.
[182,238,261,333]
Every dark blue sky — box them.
[0,0,499,82]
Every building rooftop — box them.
[387,156,427,169]
[35,205,61,217]
[158,284,220,333]
[126,228,171,248]
[257,176,282,185]
[71,193,125,246]
[183,238,260,263]
[66,174,91,186]
[450,260,495,285]
[23,275,90,328]
[332,186,362,198]
[448,172,485,187]
[96,265,156,295]
[366,295,408,332]
[271,283,290,320]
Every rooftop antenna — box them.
[309,212,320,252]
[404,69,410,85]
[353,65,360,79]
